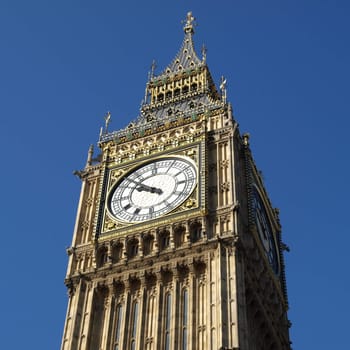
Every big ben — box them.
[61,12,291,350]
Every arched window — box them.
[143,235,154,256]
[127,239,139,259]
[190,222,202,243]
[160,230,170,250]
[130,301,139,350]
[112,243,123,263]
[97,247,108,267]
[114,304,123,350]
[174,226,186,248]
[164,293,172,350]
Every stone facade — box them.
[61,12,291,350]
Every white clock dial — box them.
[108,157,197,223]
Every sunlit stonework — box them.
[61,12,291,350]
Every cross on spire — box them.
[183,11,195,34]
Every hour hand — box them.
[136,184,163,195]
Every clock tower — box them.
[61,13,291,350]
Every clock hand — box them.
[126,177,146,187]
[136,184,163,195]
[126,178,162,194]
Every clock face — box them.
[108,156,197,223]
[252,187,279,275]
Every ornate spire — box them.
[100,12,223,143]
[158,11,203,77]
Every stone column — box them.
[173,264,181,349]
[121,237,127,263]
[154,269,163,349]
[100,280,115,350]
[188,260,196,349]
[138,233,144,258]
[60,279,82,350]
[78,281,95,350]
[184,221,191,245]
[121,276,131,350]
[169,225,175,250]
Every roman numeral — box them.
[175,167,189,176]
[152,164,157,175]
[165,160,175,173]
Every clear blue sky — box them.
[1,1,349,349]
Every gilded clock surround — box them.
[61,12,291,350]
[97,134,205,235]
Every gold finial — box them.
[242,133,250,146]
[201,44,207,62]
[183,11,195,33]
[220,76,227,103]
[148,59,157,81]
[150,60,156,78]
[104,111,111,132]
[86,144,94,167]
